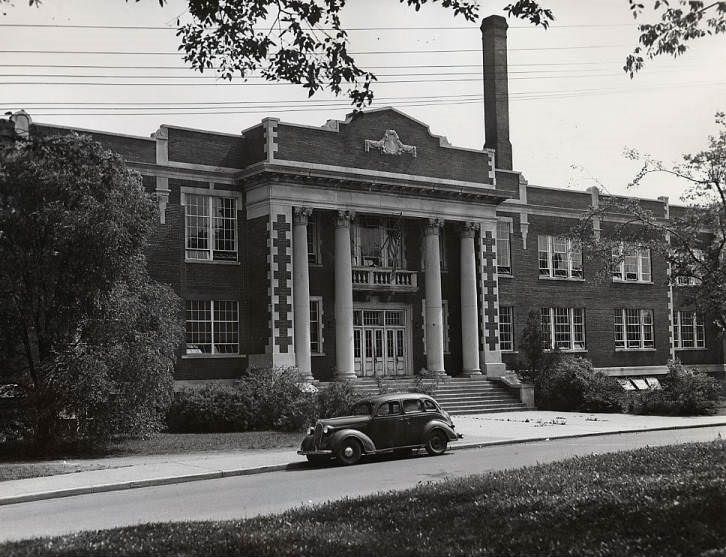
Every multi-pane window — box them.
[310,297,323,354]
[540,308,585,350]
[673,311,705,349]
[307,214,321,265]
[614,308,654,349]
[497,221,512,275]
[184,193,237,261]
[499,306,514,351]
[612,245,651,282]
[538,235,583,279]
[185,300,239,355]
[354,217,405,268]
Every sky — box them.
[1,0,724,202]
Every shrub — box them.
[166,368,317,433]
[316,382,361,419]
[626,361,720,416]
[538,356,623,412]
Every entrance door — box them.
[354,308,409,377]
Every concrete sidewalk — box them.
[1,411,724,506]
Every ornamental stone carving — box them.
[364,130,417,157]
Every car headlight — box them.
[307,427,314,436]
[322,425,330,434]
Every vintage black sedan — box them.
[298,393,462,465]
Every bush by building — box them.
[625,361,720,416]
[315,381,361,419]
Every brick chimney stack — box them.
[481,15,512,170]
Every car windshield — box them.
[349,402,373,416]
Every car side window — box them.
[376,401,402,416]
[423,399,438,412]
[403,399,424,413]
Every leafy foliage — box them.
[538,356,624,412]
[5,440,725,556]
[625,360,720,415]
[574,113,726,331]
[167,368,317,433]
[514,310,561,386]
[0,133,183,449]
[315,381,361,419]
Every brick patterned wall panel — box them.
[271,213,293,353]
[274,110,494,185]
[481,230,499,352]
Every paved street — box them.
[1,426,723,543]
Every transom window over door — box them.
[184,193,238,261]
[353,217,405,268]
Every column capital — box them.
[460,221,479,238]
[425,218,444,236]
[336,210,355,228]
[293,206,313,225]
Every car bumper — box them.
[297,449,334,456]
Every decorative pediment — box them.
[364,129,417,158]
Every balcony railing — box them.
[352,267,418,291]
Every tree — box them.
[9,1,722,109]
[573,112,726,330]
[0,133,184,448]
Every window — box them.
[423,399,438,412]
[541,308,586,351]
[538,235,583,279]
[497,221,512,275]
[612,245,651,282]
[376,401,402,416]
[185,300,239,355]
[675,275,701,286]
[403,399,424,413]
[184,193,237,261]
[674,311,705,349]
[310,297,323,355]
[307,213,321,265]
[614,308,654,350]
[499,306,514,351]
[354,217,405,268]
[422,299,450,354]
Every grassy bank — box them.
[0,431,302,481]
[3,440,725,556]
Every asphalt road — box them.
[1,426,724,543]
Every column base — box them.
[483,362,507,378]
[461,369,483,377]
[420,368,447,378]
[334,371,358,382]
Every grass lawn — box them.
[0,431,303,481]
[0,462,119,482]
[106,431,303,456]
[3,440,725,556]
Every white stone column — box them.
[335,210,356,380]
[293,207,313,381]
[424,219,446,375]
[460,222,482,376]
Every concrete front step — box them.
[448,406,527,415]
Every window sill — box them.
[674,347,708,351]
[498,273,514,279]
[612,279,653,285]
[538,276,585,282]
[501,349,518,354]
[185,259,240,266]
[312,352,327,357]
[182,353,246,359]
[614,348,656,352]
[545,349,587,353]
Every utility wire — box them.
[0,23,636,30]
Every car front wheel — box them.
[336,438,362,465]
[425,430,448,456]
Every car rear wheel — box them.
[306,455,330,466]
[425,430,448,456]
[336,438,362,465]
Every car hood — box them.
[317,415,371,428]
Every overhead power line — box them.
[0,45,630,56]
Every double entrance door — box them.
[353,306,410,377]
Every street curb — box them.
[1,421,724,507]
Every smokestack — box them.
[481,15,512,170]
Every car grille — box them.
[314,423,323,449]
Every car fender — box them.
[423,420,458,442]
[329,429,376,453]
